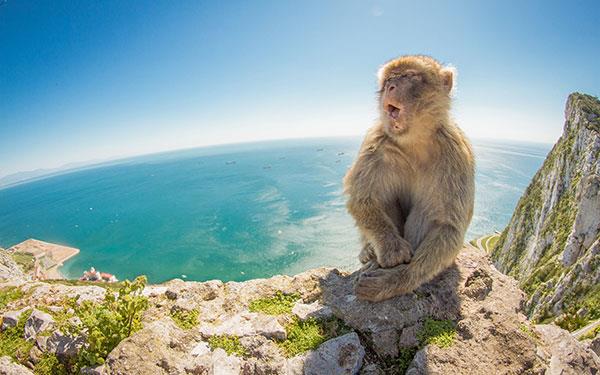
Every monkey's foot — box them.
[355,266,414,302]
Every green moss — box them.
[34,353,67,375]
[170,308,199,330]
[0,309,34,363]
[11,252,35,274]
[0,286,25,310]
[278,317,351,357]
[44,279,124,292]
[248,291,300,315]
[417,319,456,348]
[382,347,418,375]
[208,335,248,357]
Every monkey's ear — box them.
[377,64,390,89]
[440,66,456,94]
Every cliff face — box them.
[492,93,600,328]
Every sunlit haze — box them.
[1,0,599,178]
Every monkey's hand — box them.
[355,264,416,302]
[375,234,412,268]
[358,243,376,264]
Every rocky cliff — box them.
[1,245,599,374]
[492,93,600,330]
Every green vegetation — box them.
[11,252,35,274]
[34,353,67,375]
[579,324,600,341]
[170,308,199,329]
[208,335,248,357]
[417,318,456,348]
[248,291,300,315]
[555,284,600,331]
[72,275,149,367]
[44,279,125,292]
[0,286,24,310]
[382,347,418,375]
[0,309,33,363]
[278,317,351,357]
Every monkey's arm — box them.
[345,151,413,268]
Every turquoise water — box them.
[0,137,550,283]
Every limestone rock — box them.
[0,356,33,375]
[492,93,600,323]
[303,332,365,375]
[1,309,28,331]
[291,301,333,321]
[536,324,600,374]
[199,312,286,341]
[0,251,27,283]
[24,309,54,340]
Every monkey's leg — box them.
[348,198,412,268]
[355,223,463,302]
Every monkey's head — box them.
[377,55,455,137]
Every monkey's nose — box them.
[387,84,396,93]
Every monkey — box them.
[343,55,475,302]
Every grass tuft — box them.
[0,308,34,363]
[417,318,456,348]
[208,335,248,357]
[278,317,351,357]
[248,291,300,315]
[0,286,25,310]
[170,308,200,330]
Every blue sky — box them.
[1,0,599,177]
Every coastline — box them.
[7,239,79,280]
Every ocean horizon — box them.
[0,137,551,283]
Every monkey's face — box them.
[380,69,426,134]
[377,56,454,137]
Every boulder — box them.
[536,324,600,374]
[23,309,54,340]
[0,356,33,375]
[199,312,286,341]
[303,332,365,375]
[291,301,333,321]
[1,309,28,331]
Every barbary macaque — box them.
[343,55,475,302]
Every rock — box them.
[303,332,365,375]
[239,336,287,374]
[1,309,28,331]
[190,342,210,357]
[44,331,86,359]
[105,319,200,375]
[0,251,27,283]
[211,348,241,375]
[536,324,600,374]
[291,301,333,321]
[285,355,306,375]
[79,365,105,375]
[0,356,33,375]
[200,312,286,341]
[589,336,600,357]
[24,309,54,340]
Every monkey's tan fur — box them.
[344,55,474,302]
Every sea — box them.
[0,137,551,283]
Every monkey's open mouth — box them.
[386,104,403,120]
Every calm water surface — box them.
[0,137,550,282]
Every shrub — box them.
[0,286,24,310]
[70,276,149,367]
[0,309,33,363]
